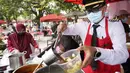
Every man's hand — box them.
[77,46,97,68]
[57,22,67,33]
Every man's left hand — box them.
[77,46,97,68]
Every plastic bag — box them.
[0,49,11,65]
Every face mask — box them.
[105,11,108,17]
[17,32,25,36]
[121,17,128,23]
[87,11,103,23]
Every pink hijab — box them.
[16,24,26,32]
[8,24,38,58]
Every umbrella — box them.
[107,0,130,19]
[40,14,66,22]
[64,11,86,22]
[106,0,125,3]
[0,20,6,24]
[64,0,125,5]
[64,11,86,17]
[64,0,83,5]
[64,0,130,19]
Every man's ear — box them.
[101,5,107,16]
[102,5,107,13]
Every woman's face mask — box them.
[17,29,25,36]
[121,17,128,23]
[17,32,25,36]
[87,11,103,23]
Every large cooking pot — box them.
[13,64,44,73]
[35,64,84,73]
[8,51,27,70]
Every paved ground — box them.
[34,35,53,52]
[0,34,53,56]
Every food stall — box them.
[1,0,130,73]
[0,32,84,73]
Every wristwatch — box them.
[94,49,101,59]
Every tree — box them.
[22,0,82,26]
[0,0,83,25]
[0,0,24,24]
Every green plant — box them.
[0,39,6,50]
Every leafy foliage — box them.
[0,0,83,25]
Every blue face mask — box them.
[121,17,128,23]
[87,11,103,23]
[105,12,108,17]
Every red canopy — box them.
[64,0,83,5]
[64,0,126,5]
[40,14,66,22]
[64,0,130,19]
[106,0,125,3]
[0,20,6,24]
[107,0,130,19]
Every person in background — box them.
[56,35,79,53]
[9,23,16,33]
[79,15,90,22]
[7,24,40,59]
[0,26,4,33]
[118,10,130,42]
[57,0,129,73]
[117,10,130,73]
[42,26,48,36]
[51,22,80,54]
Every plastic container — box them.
[58,49,82,73]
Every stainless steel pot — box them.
[39,33,62,65]
[35,64,84,73]
[13,64,44,73]
[8,51,27,70]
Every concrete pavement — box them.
[34,35,53,52]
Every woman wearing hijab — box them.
[118,10,130,42]
[7,24,39,59]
